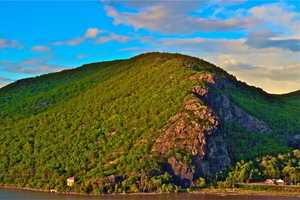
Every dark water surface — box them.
[1,189,300,200]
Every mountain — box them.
[0,52,299,193]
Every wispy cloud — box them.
[95,33,129,43]
[0,58,63,75]
[160,37,245,53]
[51,27,128,46]
[246,31,300,52]
[222,62,300,94]
[52,27,102,46]
[105,1,300,51]
[212,0,246,4]
[52,37,85,46]
[0,38,21,49]
[206,47,300,94]
[249,3,300,35]
[31,45,50,52]
[104,3,254,34]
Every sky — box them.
[0,0,300,94]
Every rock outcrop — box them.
[195,75,272,134]
[152,72,272,187]
[153,97,219,157]
[152,72,233,186]
[152,96,231,186]
[165,157,194,187]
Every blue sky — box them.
[0,0,300,93]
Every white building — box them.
[67,176,75,187]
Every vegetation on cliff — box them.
[0,52,299,193]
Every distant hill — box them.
[0,52,299,193]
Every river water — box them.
[1,189,300,200]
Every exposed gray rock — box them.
[192,129,231,180]
[153,96,231,184]
[288,134,300,149]
[153,73,271,186]
[200,77,272,134]
[165,157,194,188]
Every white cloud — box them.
[206,47,300,94]
[85,28,101,38]
[220,60,300,94]
[249,3,300,35]
[105,2,300,51]
[105,1,300,93]
[105,3,254,34]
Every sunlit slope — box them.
[0,53,213,185]
[0,52,299,191]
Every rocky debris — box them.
[153,98,218,158]
[192,86,208,97]
[153,96,231,185]
[288,134,300,149]
[189,72,215,84]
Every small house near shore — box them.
[265,179,274,184]
[264,178,285,185]
[276,179,284,185]
[50,189,57,193]
[67,176,75,187]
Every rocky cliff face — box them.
[152,95,231,186]
[199,76,272,134]
[152,72,272,187]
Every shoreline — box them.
[1,184,300,198]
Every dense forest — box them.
[0,52,299,194]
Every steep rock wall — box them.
[152,73,231,186]
[152,72,272,187]
[198,76,272,134]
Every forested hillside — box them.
[0,52,299,193]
